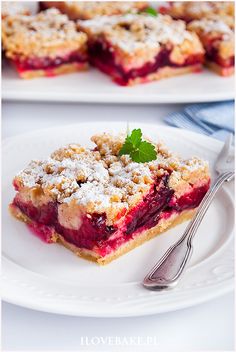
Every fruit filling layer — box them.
[205,41,234,68]
[89,41,204,85]
[12,177,210,256]
[13,51,87,73]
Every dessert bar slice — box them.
[2,9,88,78]
[159,1,234,23]
[188,16,234,76]
[78,13,205,86]
[10,132,210,265]
[39,1,148,20]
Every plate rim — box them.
[2,65,234,104]
[0,121,228,146]
[2,90,234,104]
[2,123,234,317]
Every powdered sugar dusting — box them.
[189,17,233,35]
[65,1,146,16]
[79,13,197,53]
[2,1,29,17]
[14,133,209,219]
[2,8,87,58]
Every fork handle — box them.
[143,171,234,290]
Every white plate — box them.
[1,122,234,317]
[2,60,234,104]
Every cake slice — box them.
[9,131,210,265]
[159,1,235,23]
[78,13,205,86]
[39,1,148,20]
[188,16,234,76]
[1,9,88,78]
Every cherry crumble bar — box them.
[78,13,205,86]
[39,1,148,20]
[159,1,235,23]
[188,16,235,76]
[10,133,210,265]
[1,9,88,79]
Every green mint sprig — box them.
[145,7,158,17]
[119,128,157,163]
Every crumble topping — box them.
[64,1,147,18]
[188,17,234,36]
[2,8,87,59]
[2,1,30,18]
[163,1,235,20]
[14,133,209,224]
[79,13,201,48]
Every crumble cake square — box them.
[10,132,210,265]
[159,1,235,23]
[2,8,88,78]
[39,1,148,20]
[188,16,234,76]
[78,13,205,86]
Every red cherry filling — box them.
[88,40,204,85]
[54,214,116,250]
[13,197,57,225]
[12,51,87,73]
[13,196,116,249]
[125,176,174,235]
[12,177,210,254]
[205,37,234,68]
[124,178,210,235]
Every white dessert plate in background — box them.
[2,61,234,104]
[1,122,234,317]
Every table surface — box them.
[2,101,234,351]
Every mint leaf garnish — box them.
[119,129,157,163]
[145,7,158,17]
[129,128,142,147]
[119,140,133,155]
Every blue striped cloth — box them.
[164,101,234,141]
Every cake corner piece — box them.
[10,131,211,265]
[2,8,88,79]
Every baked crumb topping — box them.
[188,16,234,36]
[164,1,235,20]
[14,133,209,224]
[79,13,202,48]
[63,1,147,19]
[2,8,87,59]
[1,1,30,18]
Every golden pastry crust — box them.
[13,133,210,225]
[205,61,235,77]
[2,8,87,60]
[40,1,148,20]
[15,62,88,79]
[78,13,204,70]
[119,64,202,86]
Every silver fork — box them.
[143,134,235,290]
